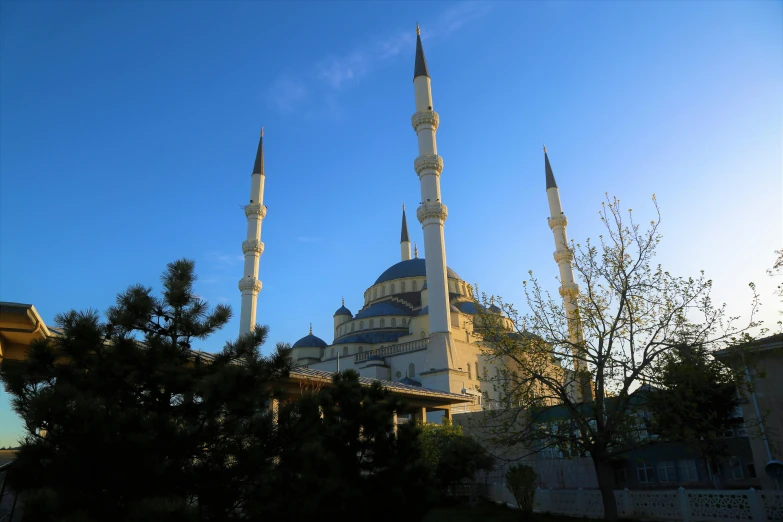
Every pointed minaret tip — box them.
[414,242,419,258]
[544,145,558,190]
[252,128,265,175]
[401,204,410,243]
[414,24,430,80]
[309,322,313,335]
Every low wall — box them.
[481,484,783,521]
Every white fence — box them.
[485,484,783,521]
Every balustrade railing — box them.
[354,338,429,364]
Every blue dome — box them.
[418,304,460,316]
[334,331,408,344]
[398,376,422,387]
[374,258,461,285]
[334,305,352,317]
[292,333,328,349]
[367,354,384,362]
[354,300,414,319]
[456,301,482,315]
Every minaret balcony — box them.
[238,277,262,293]
[553,249,574,264]
[414,154,443,176]
[547,215,568,230]
[411,110,439,132]
[242,239,265,256]
[417,202,448,224]
[244,203,267,219]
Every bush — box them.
[506,464,537,520]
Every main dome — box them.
[374,258,461,285]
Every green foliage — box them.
[258,370,433,521]
[0,259,292,522]
[505,464,537,518]
[646,344,744,465]
[420,421,494,495]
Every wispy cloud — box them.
[264,1,491,113]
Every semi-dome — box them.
[374,258,461,285]
[293,333,328,349]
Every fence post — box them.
[747,488,764,521]
[577,488,584,515]
[678,487,691,522]
[624,487,632,516]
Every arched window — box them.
[402,318,407,326]
[382,285,387,296]
[467,363,472,380]
[420,331,426,339]
[391,283,395,293]
[359,346,364,353]
[401,281,406,292]
[369,319,374,328]
[391,318,396,327]
[342,347,348,356]
[373,288,377,299]
[412,280,418,291]
[409,363,416,378]
[476,360,480,378]
[331,348,335,358]
[380,318,385,328]
[351,323,355,332]
[360,321,364,330]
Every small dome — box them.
[398,376,422,387]
[489,304,503,314]
[334,305,352,317]
[367,353,384,362]
[292,333,327,349]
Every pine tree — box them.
[0,259,291,522]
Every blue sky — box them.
[1,1,781,447]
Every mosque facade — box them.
[237,27,578,407]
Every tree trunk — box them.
[592,456,618,522]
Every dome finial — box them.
[342,297,345,306]
[414,242,419,258]
[543,143,546,153]
[261,127,264,137]
[309,322,312,335]
[416,23,421,35]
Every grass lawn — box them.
[423,500,608,522]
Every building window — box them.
[420,331,426,339]
[409,363,415,378]
[391,318,396,327]
[729,457,744,479]
[331,348,335,358]
[401,281,406,292]
[359,346,364,353]
[373,289,377,299]
[342,347,347,356]
[360,321,364,330]
[402,318,407,326]
[383,285,387,296]
[412,280,417,291]
[391,283,395,293]
[677,459,698,482]
[369,319,374,328]
[351,323,355,332]
[636,460,654,483]
[476,360,480,377]
[657,461,676,482]
[380,318,385,328]
[467,363,472,379]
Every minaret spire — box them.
[238,128,268,335]
[411,25,454,368]
[544,147,591,401]
[401,203,412,261]
[414,24,429,80]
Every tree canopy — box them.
[471,196,760,521]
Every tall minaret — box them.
[238,129,267,335]
[412,25,454,366]
[545,146,591,401]
[400,204,412,261]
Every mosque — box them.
[237,27,580,407]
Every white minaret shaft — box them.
[238,129,267,335]
[400,204,412,261]
[545,147,589,400]
[412,26,451,336]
